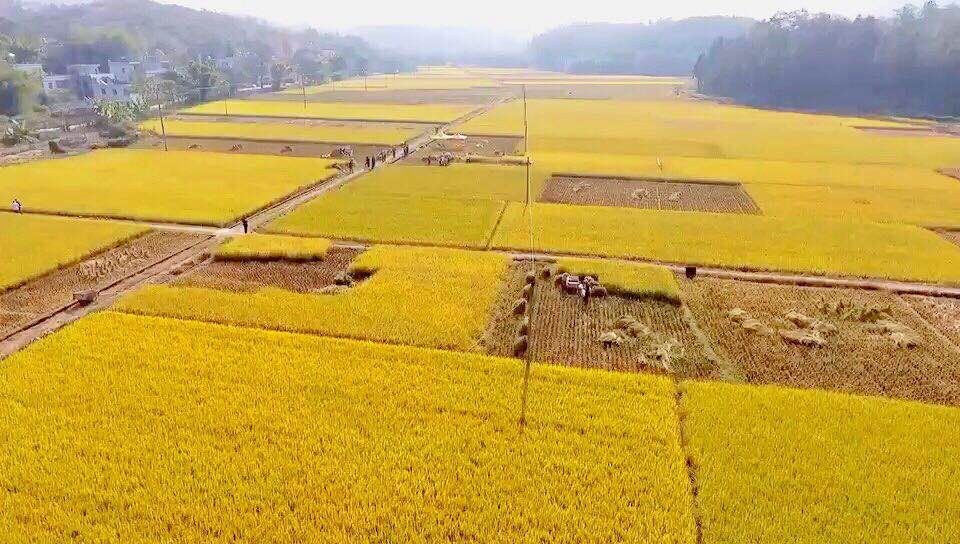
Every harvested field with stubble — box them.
[0,231,207,337]
[539,175,761,214]
[135,136,390,160]
[904,295,960,347]
[483,262,713,377]
[404,135,524,164]
[182,246,362,293]
[681,277,960,405]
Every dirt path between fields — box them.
[0,98,508,359]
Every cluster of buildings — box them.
[13,56,172,103]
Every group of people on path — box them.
[363,144,412,170]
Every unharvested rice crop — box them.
[0,311,696,542]
[491,202,960,284]
[0,214,147,291]
[182,100,474,123]
[0,149,338,226]
[340,164,531,202]
[530,153,960,227]
[267,191,506,248]
[555,257,681,302]
[456,99,960,167]
[682,278,960,405]
[215,233,331,261]
[140,118,420,145]
[116,245,508,351]
[682,381,960,543]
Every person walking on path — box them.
[365,156,370,169]
[241,218,249,233]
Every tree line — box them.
[694,2,960,117]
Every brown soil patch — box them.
[482,263,714,377]
[682,277,960,405]
[0,231,207,338]
[940,168,960,182]
[856,126,958,138]
[134,136,390,160]
[938,230,960,247]
[177,246,363,293]
[168,115,434,132]
[258,88,509,105]
[513,83,687,101]
[403,135,523,165]
[904,296,960,347]
[539,175,761,214]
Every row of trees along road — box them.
[694,2,960,117]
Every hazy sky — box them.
[161,0,910,35]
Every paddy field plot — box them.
[340,163,531,202]
[683,381,960,543]
[0,310,697,542]
[0,149,338,226]
[483,261,713,377]
[136,136,390,161]
[266,189,506,247]
[140,118,421,145]
[182,100,475,123]
[455,98,960,167]
[266,88,507,105]
[682,278,960,405]
[0,213,147,291]
[0,230,205,337]
[539,175,760,214]
[904,295,960,347]
[116,245,508,351]
[491,203,960,283]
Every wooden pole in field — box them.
[301,75,307,110]
[156,88,168,152]
[519,82,535,428]
[522,84,528,155]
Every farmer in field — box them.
[11,199,21,213]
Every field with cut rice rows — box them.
[3,66,960,542]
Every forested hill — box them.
[530,17,754,76]
[694,4,960,117]
[0,0,392,71]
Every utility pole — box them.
[522,84,529,156]
[519,81,535,428]
[156,88,168,152]
[301,74,307,110]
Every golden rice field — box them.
[116,245,508,351]
[0,214,147,290]
[0,311,696,542]
[554,257,681,302]
[682,381,960,542]
[456,99,960,168]
[266,190,506,247]
[492,203,960,284]
[0,149,338,226]
[341,164,533,201]
[182,100,474,123]
[285,75,501,93]
[140,118,420,145]
[215,233,332,261]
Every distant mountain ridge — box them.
[530,17,754,76]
